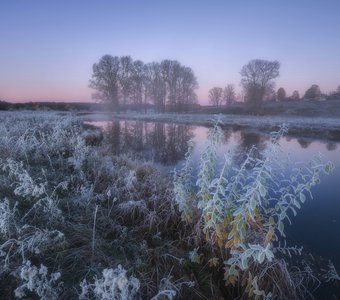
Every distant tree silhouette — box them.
[160,60,198,112]
[223,84,236,105]
[336,85,340,97]
[89,55,121,111]
[90,55,198,112]
[130,60,145,108]
[240,59,280,113]
[303,84,321,100]
[144,62,167,112]
[291,90,300,101]
[119,56,134,109]
[266,90,277,102]
[209,87,223,106]
[277,87,286,101]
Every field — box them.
[0,111,338,299]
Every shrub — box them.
[174,122,333,297]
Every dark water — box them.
[87,119,340,291]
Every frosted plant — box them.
[201,153,233,245]
[151,277,177,300]
[125,170,137,189]
[174,121,333,294]
[225,243,275,273]
[275,241,303,257]
[173,139,195,222]
[18,226,65,256]
[79,265,140,300]
[323,261,340,283]
[14,260,63,300]
[0,227,65,267]
[0,198,18,238]
[68,135,90,170]
[250,276,273,299]
[196,121,222,210]
[0,158,64,223]
[1,159,46,198]
[188,247,203,264]
[151,276,195,300]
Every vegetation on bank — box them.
[2,97,340,119]
[0,111,338,299]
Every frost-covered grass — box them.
[0,111,337,299]
[0,111,204,299]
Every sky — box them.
[1,0,340,104]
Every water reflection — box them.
[234,131,268,166]
[326,142,337,151]
[104,120,194,165]
[297,138,312,149]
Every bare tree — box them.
[145,62,167,112]
[209,87,223,106]
[223,84,236,106]
[89,55,121,110]
[160,60,179,110]
[240,59,280,113]
[119,56,133,109]
[160,60,198,112]
[177,66,198,111]
[130,60,145,108]
[277,87,286,101]
[90,55,197,113]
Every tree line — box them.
[89,55,340,114]
[209,59,340,112]
[89,55,198,112]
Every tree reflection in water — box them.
[103,121,338,170]
[234,131,268,167]
[297,138,312,149]
[326,142,337,151]
[104,120,194,165]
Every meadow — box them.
[0,111,338,299]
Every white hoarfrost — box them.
[15,260,62,300]
[79,265,140,300]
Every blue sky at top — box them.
[0,0,339,103]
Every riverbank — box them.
[80,111,340,141]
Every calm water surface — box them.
[88,119,340,273]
